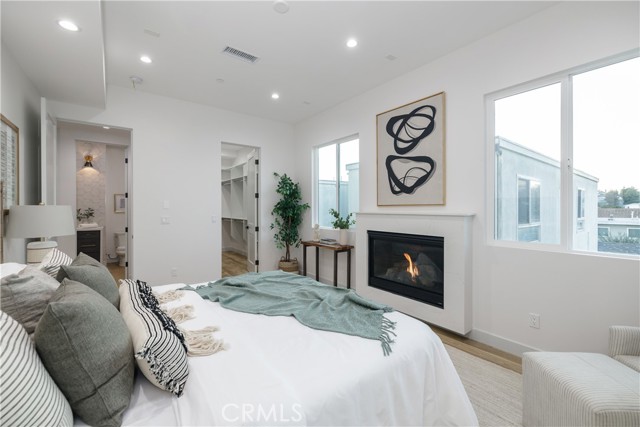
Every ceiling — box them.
[1,1,557,124]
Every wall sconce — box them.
[84,154,94,168]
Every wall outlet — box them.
[529,313,540,329]
[171,268,178,277]
[161,216,171,225]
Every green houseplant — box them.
[270,173,310,271]
[329,208,355,245]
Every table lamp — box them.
[6,204,76,264]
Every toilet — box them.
[115,232,127,267]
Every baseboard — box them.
[468,328,540,357]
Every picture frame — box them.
[376,92,445,206]
[1,115,19,213]
[114,193,126,213]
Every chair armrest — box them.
[609,325,640,358]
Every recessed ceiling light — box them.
[346,38,358,48]
[102,126,110,130]
[273,0,290,14]
[140,55,152,64]
[271,93,280,100]
[58,20,79,32]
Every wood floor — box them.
[222,251,248,277]
[106,262,126,283]
[430,324,522,373]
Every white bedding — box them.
[106,282,478,426]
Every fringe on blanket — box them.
[155,290,227,357]
[380,317,397,357]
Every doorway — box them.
[55,120,132,282]
[221,142,260,277]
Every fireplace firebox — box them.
[368,230,444,308]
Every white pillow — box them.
[0,310,73,426]
[38,248,73,278]
[0,262,26,279]
[119,279,189,397]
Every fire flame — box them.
[403,253,419,280]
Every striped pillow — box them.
[119,279,189,396]
[38,248,73,278]
[0,311,73,427]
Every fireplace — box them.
[368,230,444,309]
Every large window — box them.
[490,54,640,256]
[314,135,359,228]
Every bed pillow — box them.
[1,265,60,335]
[1,311,73,427]
[56,252,119,308]
[119,279,189,397]
[34,279,135,427]
[38,248,73,278]
[1,262,26,278]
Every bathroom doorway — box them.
[221,142,260,277]
[55,120,132,282]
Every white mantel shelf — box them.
[355,212,475,335]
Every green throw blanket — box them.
[182,271,397,355]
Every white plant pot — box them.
[338,229,349,246]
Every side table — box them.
[301,240,354,289]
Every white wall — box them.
[51,85,294,284]
[293,2,640,354]
[1,44,42,262]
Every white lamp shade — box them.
[6,205,76,239]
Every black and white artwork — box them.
[376,92,445,206]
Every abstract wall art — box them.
[376,92,445,206]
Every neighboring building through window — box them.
[314,135,359,228]
[490,55,639,255]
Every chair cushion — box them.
[1,265,59,335]
[0,311,73,427]
[35,279,135,426]
[614,355,640,372]
[57,252,119,308]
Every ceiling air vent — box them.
[222,46,260,64]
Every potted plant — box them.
[270,173,310,272]
[329,208,355,245]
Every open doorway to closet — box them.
[221,142,260,277]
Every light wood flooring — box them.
[430,324,522,373]
[222,251,248,277]
[106,262,126,283]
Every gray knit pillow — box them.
[1,265,59,335]
[57,252,119,308]
[35,279,135,427]
[0,311,73,427]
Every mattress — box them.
[104,282,478,426]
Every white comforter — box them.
[98,283,477,426]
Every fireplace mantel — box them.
[355,212,474,334]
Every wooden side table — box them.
[301,241,354,288]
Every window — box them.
[314,135,359,228]
[629,228,640,239]
[490,54,640,256]
[576,188,585,230]
[517,178,541,242]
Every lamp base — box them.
[26,240,58,264]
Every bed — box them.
[1,260,478,426]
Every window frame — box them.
[628,228,640,239]
[312,134,359,228]
[485,49,639,258]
